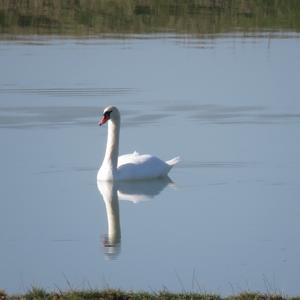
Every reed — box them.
[1,0,300,35]
[2,288,300,300]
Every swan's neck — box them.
[103,119,120,172]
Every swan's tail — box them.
[166,156,181,167]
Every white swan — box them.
[97,106,180,181]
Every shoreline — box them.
[1,289,300,300]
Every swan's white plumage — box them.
[97,106,179,181]
[117,152,179,180]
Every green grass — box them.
[1,289,300,300]
[1,0,300,35]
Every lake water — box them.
[0,33,300,295]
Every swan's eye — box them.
[104,110,112,118]
[99,110,112,126]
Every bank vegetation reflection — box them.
[97,178,173,259]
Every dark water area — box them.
[1,0,300,36]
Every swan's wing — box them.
[117,152,170,180]
[117,151,140,166]
[118,152,157,167]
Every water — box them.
[0,34,300,295]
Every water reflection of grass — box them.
[0,0,300,35]
[1,288,300,300]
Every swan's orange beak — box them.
[98,114,109,126]
[98,115,109,126]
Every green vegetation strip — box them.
[1,289,300,300]
[1,0,300,35]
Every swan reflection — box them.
[97,177,173,259]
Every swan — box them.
[97,105,180,181]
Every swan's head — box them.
[99,106,120,126]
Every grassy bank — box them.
[1,0,300,35]
[1,289,300,300]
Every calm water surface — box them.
[0,34,300,295]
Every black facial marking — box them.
[103,110,112,117]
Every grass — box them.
[1,0,300,35]
[1,289,300,300]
